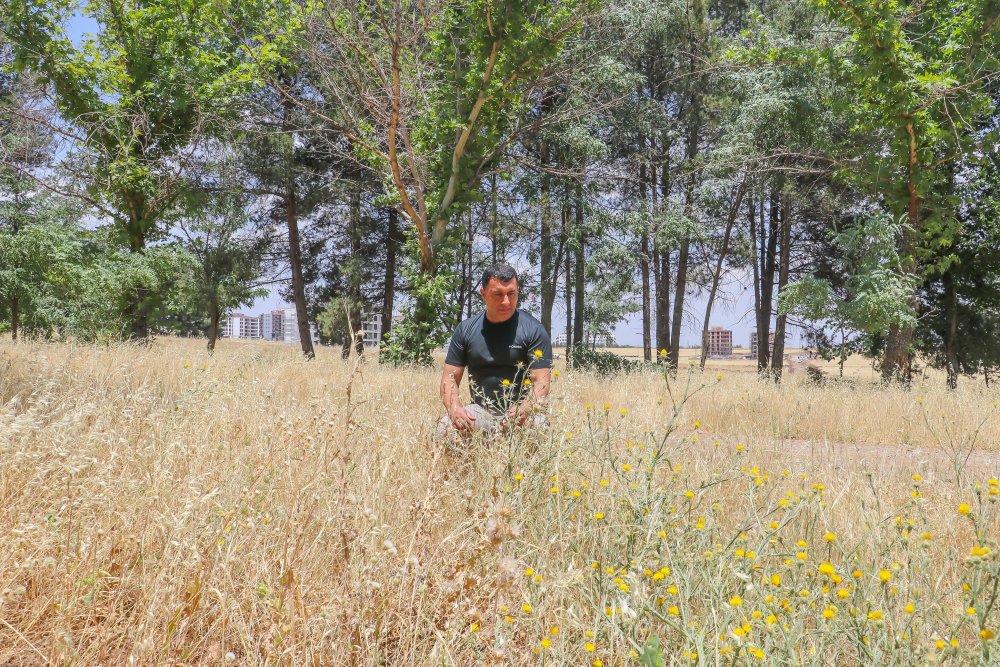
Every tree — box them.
[583,236,641,348]
[5,0,260,338]
[779,214,918,377]
[916,150,1000,387]
[812,0,1000,381]
[250,0,594,363]
[174,155,270,352]
[0,65,73,340]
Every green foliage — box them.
[298,0,592,363]
[636,637,666,667]
[171,161,270,338]
[316,296,356,346]
[583,234,642,342]
[72,239,198,341]
[568,344,642,376]
[0,222,197,341]
[4,0,268,336]
[779,214,919,369]
[5,0,261,243]
[380,234,460,366]
[0,219,83,336]
[417,0,592,229]
[916,152,1000,379]
[808,0,999,271]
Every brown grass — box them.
[2,337,1000,665]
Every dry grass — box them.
[2,337,1000,665]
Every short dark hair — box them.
[482,263,518,289]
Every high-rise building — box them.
[222,313,261,339]
[750,330,777,357]
[262,310,285,341]
[361,313,382,347]
[221,313,263,339]
[703,326,733,357]
[279,308,317,344]
[554,332,616,347]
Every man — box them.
[436,263,552,442]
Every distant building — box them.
[219,307,318,345]
[221,313,262,339]
[703,326,733,357]
[750,330,777,357]
[554,332,616,347]
[362,313,382,347]
[278,307,318,344]
[261,310,285,341]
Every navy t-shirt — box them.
[445,309,553,414]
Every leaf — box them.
[637,637,666,667]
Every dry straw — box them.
[1,338,999,665]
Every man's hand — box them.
[505,402,534,428]
[441,364,473,435]
[449,405,477,435]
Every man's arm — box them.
[507,367,551,426]
[441,363,476,435]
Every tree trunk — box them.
[882,118,922,383]
[280,94,315,360]
[465,217,475,319]
[669,235,690,371]
[639,153,651,362]
[573,182,585,351]
[654,112,672,357]
[540,203,558,335]
[10,297,18,342]
[655,250,670,356]
[839,324,847,377]
[669,86,699,371]
[748,193,761,359]
[286,178,315,360]
[770,194,792,381]
[128,226,150,340]
[380,208,398,346]
[457,213,468,322]
[944,271,959,390]
[343,179,364,359]
[490,172,500,263]
[539,97,556,334]
[698,178,746,369]
[641,231,652,362]
[564,230,573,364]
[757,189,779,373]
[207,300,220,353]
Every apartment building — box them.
[554,332,616,348]
[261,310,285,341]
[362,313,382,347]
[750,330,777,357]
[703,326,733,357]
[278,308,318,345]
[221,313,262,339]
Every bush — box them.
[568,343,645,376]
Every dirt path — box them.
[751,437,1000,476]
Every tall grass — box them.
[1,338,999,665]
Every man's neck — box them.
[484,309,516,324]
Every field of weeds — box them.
[2,337,1000,665]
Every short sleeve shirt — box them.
[445,309,552,414]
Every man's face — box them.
[480,278,518,322]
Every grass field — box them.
[2,337,1000,665]
[592,347,923,383]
